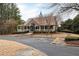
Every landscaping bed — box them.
[66,41,79,46]
[65,36,79,46]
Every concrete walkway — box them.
[16,47,47,56]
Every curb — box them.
[16,47,47,56]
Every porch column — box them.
[39,26,41,32]
[39,26,40,32]
[26,26,28,31]
[44,26,45,32]
[22,26,24,32]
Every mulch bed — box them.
[65,41,79,46]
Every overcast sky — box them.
[17,3,78,21]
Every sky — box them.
[17,3,78,21]
[17,3,53,21]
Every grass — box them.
[0,40,46,56]
[0,40,28,56]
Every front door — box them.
[30,23,35,32]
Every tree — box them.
[46,3,79,32]
[61,14,79,33]
[48,3,79,13]
[0,3,22,34]
[72,14,79,33]
[46,3,79,24]
[61,19,73,30]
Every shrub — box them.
[65,36,79,41]
[12,31,29,34]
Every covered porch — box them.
[17,25,57,33]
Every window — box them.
[50,25,53,29]
[18,26,22,29]
[27,26,29,29]
[41,26,44,29]
[24,26,27,29]
[36,26,39,29]
[45,26,48,29]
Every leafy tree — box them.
[61,14,79,33]
[72,14,79,32]
[61,19,73,30]
[0,3,22,34]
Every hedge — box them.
[65,36,79,41]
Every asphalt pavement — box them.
[0,35,79,56]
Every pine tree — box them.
[0,3,22,34]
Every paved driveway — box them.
[0,35,79,56]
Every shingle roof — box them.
[25,14,58,26]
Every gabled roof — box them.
[24,14,58,26]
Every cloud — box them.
[34,3,45,8]
[17,3,54,21]
[17,3,78,21]
[17,3,40,21]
